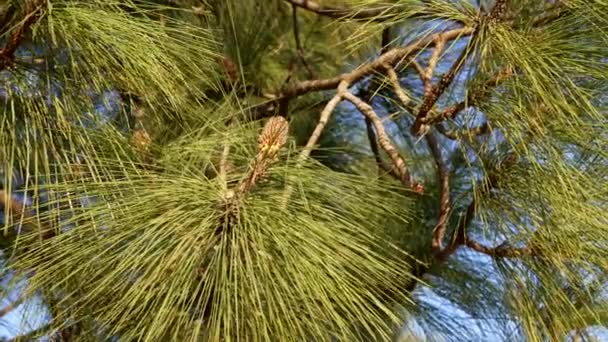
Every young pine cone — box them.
[257,116,289,158]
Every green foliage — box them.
[0,0,606,341]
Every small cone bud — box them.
[258,116,289,153]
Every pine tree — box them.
[0,0,606,340]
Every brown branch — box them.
[425,131,451,253]
[412,32,476,136]
[243,4,555,124]
[281,81,349,205]
[361,29,402,179]
[364,119,399,177]
[407,152,520,291]
[244,27,473,123]
[436,199,474,262]
[0,1,44,71]
[298,81,349,162]
[384,66,412,110]
[423,38,446,95]
[277,27,474,101]
[407,58,426,82]
[429,66,513,126]
[343,91,413,188]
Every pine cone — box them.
[258,116,289,156]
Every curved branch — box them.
[364,118,399,177]
[425,131,451,253]
[242,27,473,123]
[297,81,349,163]
[342,91,413,188]
[282,81,349,205]
[384,66,412,110]
[279,27,474,100]
[413,32,477,135]
[429,66,513,126]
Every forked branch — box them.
[343,91,413,188]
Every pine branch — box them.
[384,66,412,111]
[407,152,522,291]
[262,27,474,110]
[298,81,349,163]
[464,238,536,258]
[429,66,514,126]
[364,118,399,177]
[361,29,402,178]
[244,4,562,123]
[425,131,451,253]
[282,81,348,205]
[423,38,446,95]
[412,31,477,136]
[343,91,413,188]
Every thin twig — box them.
[281,81,349,206]
[342,91,413,188]
[464,238,536,258]
[361,28,400,178]
[423,38,446,95]
[413,32,477,136]
[276,27,474,103]
[425,131,451,253]
[384,65,415,112]
[243,5,559,123]
[364,119,399,177]
[429,66,513,126]
[406,152,520,291]
[298,81,349,163]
